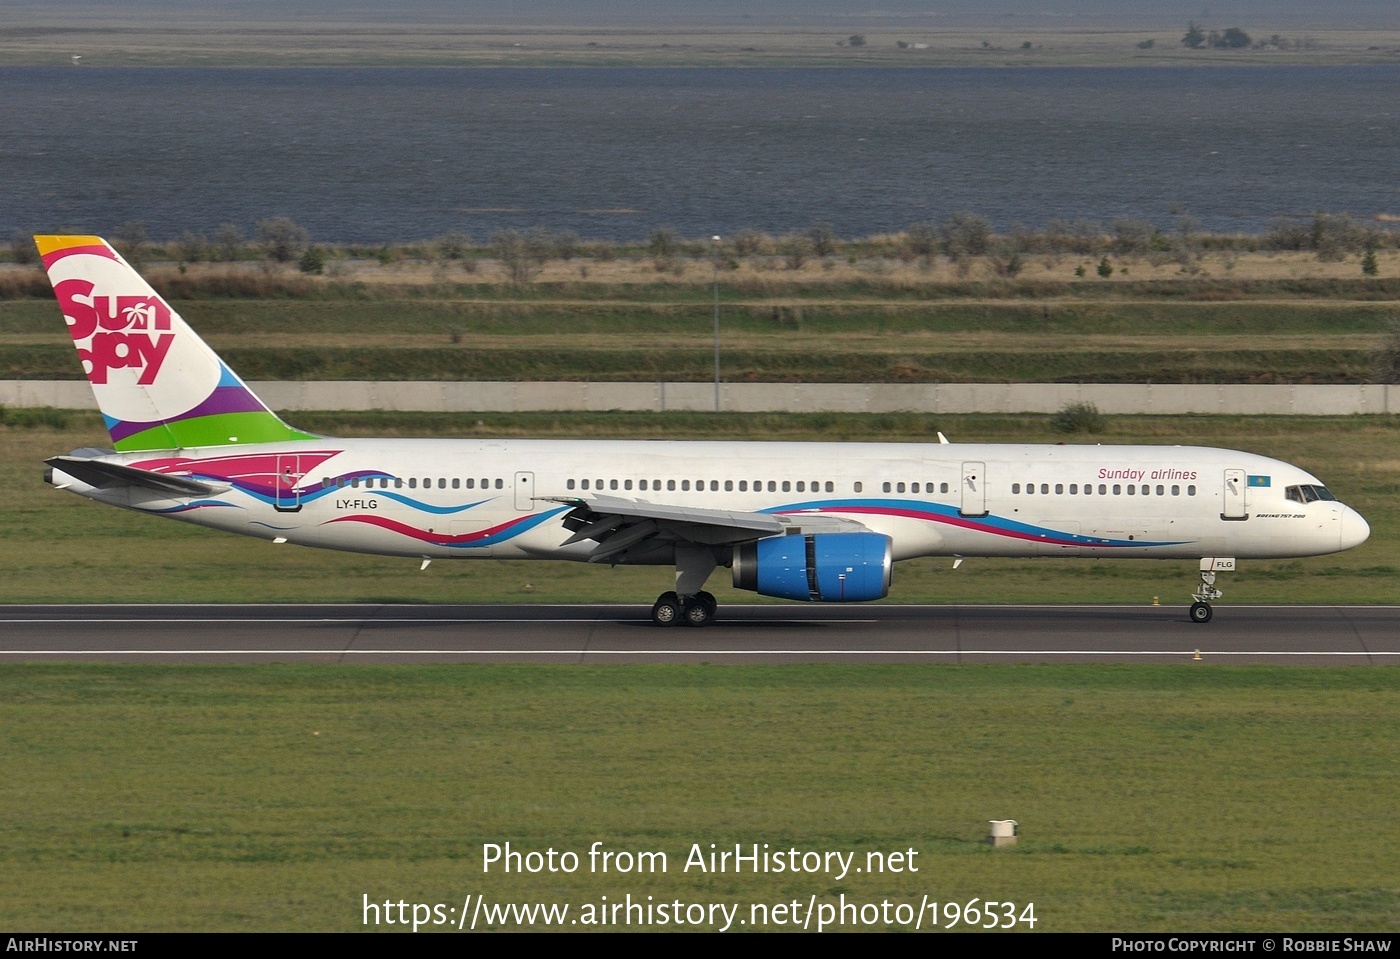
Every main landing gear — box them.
[651,590,717,628]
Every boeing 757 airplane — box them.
[37,235,1370,626]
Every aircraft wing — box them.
[46,455,227,496]
[544,493,870,563]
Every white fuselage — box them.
[53,438,1369,567]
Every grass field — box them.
[4,252,1398,384]
[2,664,1397,931]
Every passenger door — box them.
[960,461,987,517]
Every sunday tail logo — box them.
[37,235,315,452]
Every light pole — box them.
[712,235,722,413]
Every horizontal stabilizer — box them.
[46,455,225,496]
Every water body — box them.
[4,65,1398,243]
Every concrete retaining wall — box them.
[3,380,1394,415]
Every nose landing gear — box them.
[1190,558,1232,624]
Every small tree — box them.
[779,234,813,270]
[1097,256,1113,278]
[492,229,543,284]
[436,232,470,260]
[212,223,245,262]
[847,35,866,47]
[523,227,556,267]
[731,229,767,257]
[298,246,326,275]
[9,230,37,266]
[552,230,581,261]
[112,221,149,266]
[942,211,993,258]
[174,231,209,265]
[256,217,310,263]
[647,228,680,258]
[903,222,938,261]
[807,222,839,257]
[1215,27,1251,49]
[1182,21,1206,48]
[1111,218,1154,256]
[1362,248,1380,276]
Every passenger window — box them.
[682,480,690,491]
[639,480,648,491]
[797,481,806,493]
[854,482,863,493]
[1098,484,1107,495]
[782,481,791,492]
[1012,483,1021,494]
[350,477,359,489]
[725,480,733,491]
[940,482,949,494]
[466,478,475,489]
[711,481,719,491]
[1127,485,1135,495]
[495,479,503,489]
[610,480,619,491]
[1113,484,1121,495]
[739,480,747,492]
[581,479,590,490]
[768,481,777,492]
[395,478,404,489]
[452,478,460,489]
[1040,484,1049,494]
[668,480,676,491]
[1055,484,1064,495]
[1026,484,1035,495]
[896,482,905,493]
[1188,485,1196,496]
[1172,485,1180,496]
[1156,485,1164,496]
[567,479,576,490]
[882,482,892,493]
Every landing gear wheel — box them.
[651,591,681,627]
[1190,601,1213,624]
[694,591,717,615]
[682,597,715,627]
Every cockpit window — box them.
[1285,484,1337,504]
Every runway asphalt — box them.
[1,603,1397,664]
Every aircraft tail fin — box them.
[36,235,316,452]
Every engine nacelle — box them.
[732,532,892,602]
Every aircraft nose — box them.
[1340,508,1370,551]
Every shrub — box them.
[1052,402,1106,434]
[212,223,245,262]
[731,229,768,257]
[437,232,471,260]
[942,211,992,257]
[256,217,310,263]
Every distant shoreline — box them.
[5,24,1399,69]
